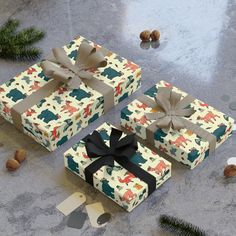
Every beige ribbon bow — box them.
[145,87,195,130]
[40,41,107,89]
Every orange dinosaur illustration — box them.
[197,111,220,124]
[164,82,172,87]
[82,152,89,159]
[118,173,135,184]
[58,87,67,94]
[27,67,36,75]
[25,109,36,116]
[199,102,209,107]
[0,87,5,93]
[29,81,41,92]
[136,103,148,110]
[61,101,78,116]
[122,189,137,203]
[147,160,169,175]
[83,103,93,118]
[115,82,123,96]
[124,61,139,72]
[51,126,60,140]
[170,135,190,148]
[134,115,148,125]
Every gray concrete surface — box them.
[0,0,236,235]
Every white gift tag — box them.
[227,157,236,166]
[233,124,236,132]
[56,192,86,216]
[86,202,107,228]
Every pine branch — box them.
[0,19,45,61]
[159,214,207,236]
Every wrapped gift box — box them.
[0,36,141,151]
[121,80,234,169]
[64,122,171,212]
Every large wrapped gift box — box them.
[121,80,234,169]
[64,122,171,212]
[0,36,141,151]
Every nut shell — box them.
[6,159,20,171]
[140,30,151,42]
[14,149,27,163]
[224,164,236,178]
[150,30,160,41]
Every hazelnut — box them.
[6,159,20,171]
[224,164,236,178]
[14,149,27,163]
[150,30,160,41]
[140,30,151,42]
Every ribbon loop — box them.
[41,41,107,90]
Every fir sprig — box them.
[0,19,45,61]
[159,214,207,236]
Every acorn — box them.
[14,149,27,163]
[150,30,160,41]
[140,30,151,42]
[6,159,20,171]
[224,164,236,178]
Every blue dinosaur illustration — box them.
[154,129,167,143]
[38,71,50,81]
[22,76,31,84]
[187,148,200,162]
[118,92,128,103]
[5,78,15,87]
[99,129,110,141]
[36,99,46,108]
[144,85,158,98]
[68,49,77,60]
[130,152,147,166]
[69,88,91,100]
[67,155,80,174]
[63,119,73,132]
[121,107,132,121]
[101,179,115,199]
[57,135,68,147]
[135,126,142,134]
[170,147,177,156]
[126,76,134,88]
[6,88,26,102]
[88,113,99,124]
[67,40,75,49]
[37,109,58,123]
[212,124,227,142]
[101,67,122,80]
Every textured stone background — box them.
[0,0,236,235]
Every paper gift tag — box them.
[67,210,87,229]
[86,202,108,228]
[233,124,236,132]
[227,157,236,166]
[56,192,86,216]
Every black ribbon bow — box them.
[84,128,156,196]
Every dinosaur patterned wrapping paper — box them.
[64,123,171,212]
[121,80,234,169]
[0,36,141,151]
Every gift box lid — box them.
[64,122,171,211]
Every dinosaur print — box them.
[2,102,10,115]
[115,82,123,96]
[123,61,139,72]
[83,103,93,118]
[154,129,168,143]
[99,129,110,141]
[37,109,58,123]
[101,179,115,199]
[121,107,132,121]
[197,111,220,124]
[69,88,91,100]
[118,92,128,103]
[29,81,41,92]
[88,113,99,124]
[134,115,148,125]
[101,67,122,80]
[51,126,60,140]
[25,109,36,116]
[6,88,26,102]
[68,49,77,60]
[56,135,68,147]
[38,71,49,81]
[67,155,80,174]
[0,87,5,93]
[124,124,133,132]
[130,153,147,165]
[170,135,190,148]
[118,173,135,184]
[82,152,89,159]
[212,124,227,142]
[61,101,78,116]
[26,67,36,75]
[121,189,137,204]
[136,102,148,110]
[147,160,169,175]
[144,85,157,98]
[187,148,200,162]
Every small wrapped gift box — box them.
[64,122,171,212]
[0,36,141,151]
[121,80,234,169]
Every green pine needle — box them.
[0,19,45,61]
[159,214,207,236]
